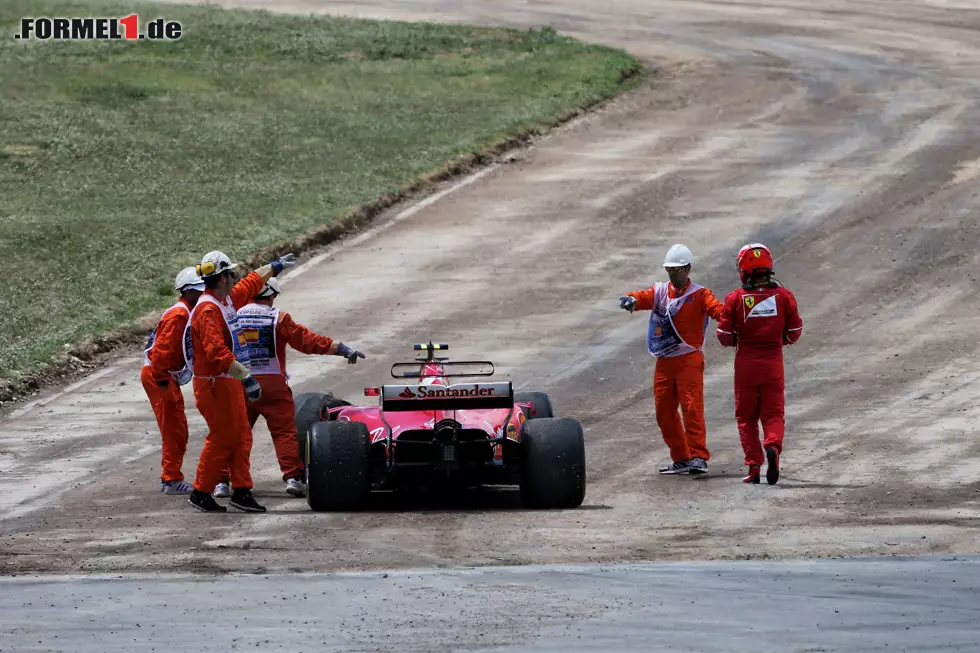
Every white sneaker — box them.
[285,478,306,497]
[688,458,709,475]
[162,480,194,495]
[659,460,692,475]
[213,482,231,498]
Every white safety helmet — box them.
[663,244,694,268]
[197,250,238,278]
[174,266,205,292]
[255,277,281,299]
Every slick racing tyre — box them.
[519,417,586,509]
[515,391,554,420]
[294,392,351,463]
[306,421,370,512]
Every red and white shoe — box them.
[743,466,761,484]
[766,447,780,485]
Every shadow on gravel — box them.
[773,478,871,490]
[685,474,870,490]
[254,487,613,514]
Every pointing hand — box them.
[619,296,637,313]
[336,342,366,365]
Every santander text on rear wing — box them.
[381,382,513,412]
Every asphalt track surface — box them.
[2,557,978,652]
[2,0,980,587]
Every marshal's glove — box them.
[228,361,262,402]
[270,253,297,276]
[336,342,366,365]
[174,368,193,386]
[241,375,262,402]
[619,296,637,313]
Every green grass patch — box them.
[0,0,642,382]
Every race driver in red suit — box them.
[716,243,803,485]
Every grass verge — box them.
[0,0,643,401]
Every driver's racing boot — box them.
[743,466,761,484]
[230,489,266,513]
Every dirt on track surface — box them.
[3,0,980,575]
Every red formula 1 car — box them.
[292,342,586,511]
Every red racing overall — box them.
[716,285,803,466]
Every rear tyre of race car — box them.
[294,392,352,464]
[306,421,370,512]
[515,391,554,419]
[519,417,586,509]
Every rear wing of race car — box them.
[390,341,495,379]
[380,381,513,412]
[391,361,495,379]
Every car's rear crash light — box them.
[393,430,494,464]
[442,444,457,462]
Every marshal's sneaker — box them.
[285,478,306,497]
[230,489,266,513]
[688,458,709,475]
[659,460,692,475]
[213,482,231,498]
[189,490,227,513]
[162,480,194,495]
[766,447,780,485]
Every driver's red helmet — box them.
[737,243,774,284]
